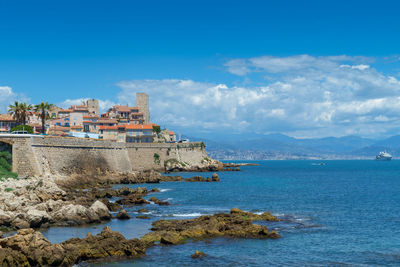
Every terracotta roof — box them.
[82,121,93,124]
[59,109,72,113]
[0,114,16,121]
[83,115,99,119]
[125,124,156,130]
[113,105,139,112]
[70,125,83,129]
[99,125,125,130]
[169,131,175,135]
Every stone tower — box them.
[136,93,150,124]
[86,99,99,115]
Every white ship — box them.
[376,151,392,161]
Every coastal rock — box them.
[159,176,182,182]
[100,198,122,212]
[142,209,281,244]
[184,175,219,182]
[137,208,149,213]
[149,196,170,206]
[160,232,184,245]
[0,226,148,266]
[191,250,207,258]
[25,208,50,228]
[116,210,130,220]
[89,200,111,221]
[211,173,220,181]
[116,196,150,206]
[136,215,150,219]
[0,209,11,226]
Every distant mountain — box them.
[199,133,400,160]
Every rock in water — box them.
[116,209,130,220]
[142,209,281,244]
[211,173,220,181]
[0,227,148,266]
[191,250,207,258]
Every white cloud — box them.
[0,86,30,113]
[116,55,400,138]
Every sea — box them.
[40,160,400,266]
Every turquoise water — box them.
[41,160,400,266]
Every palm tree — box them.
[8,101,22,123]
[8,101,32,125]
[34,102,53,134]
[19,103,33,125]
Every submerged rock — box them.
[191,250,207,258]
[137,208,149,213]
[136,215,150,219]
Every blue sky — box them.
[1,0,400,140]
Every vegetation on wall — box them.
[0,151,18,179]
[10,125,33,134]
[153,153,160,164]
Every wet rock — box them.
[0,226,148,266]
[116,196,150,206]
[211,173,220,181]
[160,232,184,245]
[184,175,219,182]
[100,198,122,212]
[149,196,170,206]
[136,215,150,219]
[159,176,182,182]
[117,187,148,196]
[191,250,207,258]
[142,209,281,244]
[116,210,130,220]
[150,188,160,193]
[137,208,149,213]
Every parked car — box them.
[11,130,29,134]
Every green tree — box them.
[34,102,53,134]
[10,125,33,134]
[152,125,161,134]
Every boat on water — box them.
[376,151,392,161]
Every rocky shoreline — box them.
[0,209,280,266]
[0,163,281,266]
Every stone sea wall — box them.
[5,136,210,176]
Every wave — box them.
[172,213,203,217]
[159,188,171,192]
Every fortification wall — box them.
[126,142,208,171]
[7,136,209,176]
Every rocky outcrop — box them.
[116,210,130,220]
[149,196,170,206]
[141,208,281,244]
[0,176,113,230]
[164,158,224,173]
[184,173,220,182]
[0,226,148,266]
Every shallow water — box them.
[41,160,400,266]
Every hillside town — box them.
[0,93,177,143]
